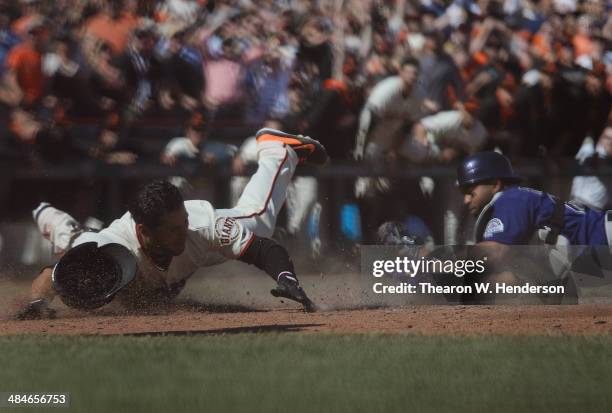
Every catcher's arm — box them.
[15,266,58,320]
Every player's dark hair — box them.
[400,57,420,70]
[129,180,184,228]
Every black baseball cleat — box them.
[271,273,317,312]
[256,128,329,165]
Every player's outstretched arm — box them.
[15,266,58,320]
[239,236,316,312]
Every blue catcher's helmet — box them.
[377,217,434,247]
[456,151,522,188]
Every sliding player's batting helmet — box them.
[52,239,136,310]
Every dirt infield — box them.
[3,264,612,337]
[1,304,611,336]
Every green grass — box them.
[0,334,611,413]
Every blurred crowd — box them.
[0,0,611,247]
[0,0,609,166]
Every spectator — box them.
[0,13,20,76]
[418,30,464,111]
[155,0,202,26]
[161,112,237,166]
[354,57,427,165]
[571,125,612,211]
[85,0,139,57]
[11,0,43,39]
[200,24,260,124]
[3,17,46,108]
[0,0,607,173]
[158,27,204,111]
[400,105,488,163]
[119,21,163,120]
[245,34,293,127]
[300,54,365,160]
[296,16,334,81]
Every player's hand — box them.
[15,299,56,320]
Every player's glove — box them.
[271,273,317,312]
[15,298,56,320]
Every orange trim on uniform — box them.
[238,233,256,257]
[256,134,302,146]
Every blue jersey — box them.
[475,186,608,245]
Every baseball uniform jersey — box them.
[474,186,609,245]
[35,140,298,294]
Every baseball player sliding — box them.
[457,151,612,247]
[455,151,612,297]
[17,128,328,319]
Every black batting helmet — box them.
[456,151,522,188]
[52,240,137,310]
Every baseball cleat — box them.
[271,273,317,312]
[256,128,329,165]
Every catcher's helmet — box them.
[456,151,522,188]
[52,240,137,310]
[377,220,433,260]
[377,221,418,247]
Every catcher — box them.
[17,128,328,319]
[455,151,612,302]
